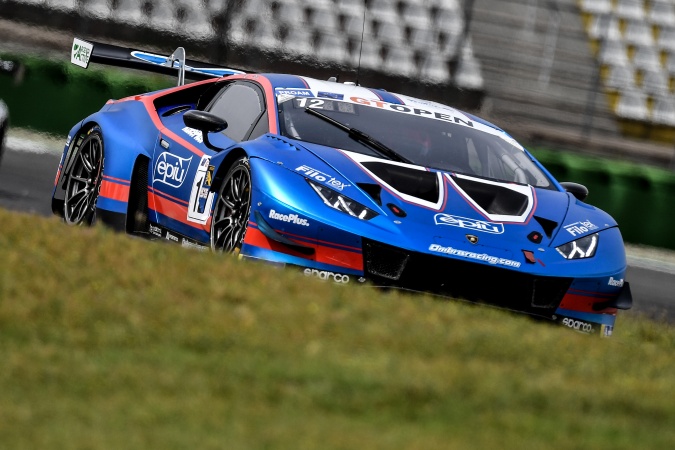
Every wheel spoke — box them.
[79,146,95,173]
[63,132,103,225]
[211,162,252,252]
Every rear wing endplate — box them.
[70,37,245,86]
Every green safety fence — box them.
[2,54,675,250]
[0,53,173,136]
[531,147,675,250]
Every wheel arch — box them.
[211,147,249,191]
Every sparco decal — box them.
[428,244,521,268]
[434,213,504,234]
[564,220,599,237]
[562,318,594,333]
[295,165,350,191]
[304,268,350,283]
[608,276,624,287]
[154,152,192,188]
[269,209,310,226]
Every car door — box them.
[150,80,268,243]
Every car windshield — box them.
[277,96,553,188]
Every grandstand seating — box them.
[580,0,675,140]
[26,0,483,89]
[10,0,675,152]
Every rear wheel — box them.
[63,129,104,225]
[210,157,252,253]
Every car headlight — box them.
[556,233,599,259]
[307,179,378,220]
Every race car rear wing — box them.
[70,37,246,86]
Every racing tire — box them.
[63,128,104,226]
[210,157,252,253]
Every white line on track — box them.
[6,129,65,155]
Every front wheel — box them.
[210,157,252,253]
[63,128,104,225]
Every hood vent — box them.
[453,176,528,216]
[357,183,383,205]
[363,162,439,204]
[534,216,558,238]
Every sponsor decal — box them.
[181,238,207,251]
[434,213,505,234]
[428,244,521,268]
[149,224,162,237]
[182,126,203,144]
[562,317,594,333]
[303,268,350,283]
[154,152,192,188]
[295,165,350,191]
[187,156,215,225]
[166,232,179,243]
[71,38,93,68]
[608,276,624,287]
[276,88,313,97]
[601,324,613,337]
[269,209,310,227]
[349,97,474,128]
[564,220,599,237]
[318,91,344,100]
[65,135,72,147]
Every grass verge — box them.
[0,208,673,449]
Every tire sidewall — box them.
[64,127,104,225]
[210,156,251,252]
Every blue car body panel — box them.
[51,73,632,336]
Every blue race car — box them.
[52,39,632,336]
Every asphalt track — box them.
[1,133,674,324]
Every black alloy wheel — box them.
[211,157,252,252]
[64,129,104,225]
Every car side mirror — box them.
[183,110,228,151]
[560,182,588,201]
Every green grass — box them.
[0,208,673,449]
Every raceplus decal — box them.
[269,209,310,226]
[434,213,504,234]
[562,317,594,333]
[429,244,521,268]
[296,165,350,191]
[564,220,599,237]
[304,268,350,283]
